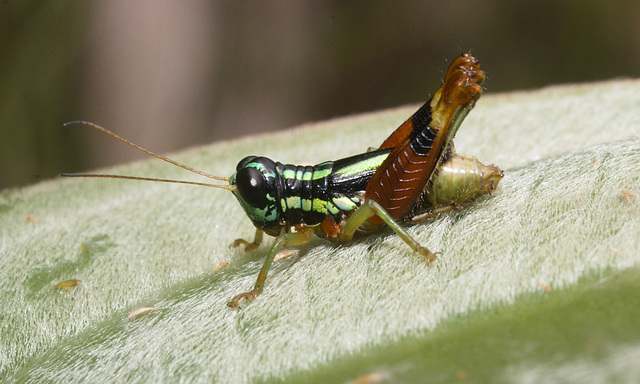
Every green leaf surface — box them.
[1,79,640,383]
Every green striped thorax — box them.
[230,149,394,238]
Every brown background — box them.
[2,1,639,189]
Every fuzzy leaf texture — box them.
[1,79,640,383]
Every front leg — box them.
[229,228,264,252]
[227,227,313,308]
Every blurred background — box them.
[1,1,639,189]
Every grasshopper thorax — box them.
[230,156,282,236]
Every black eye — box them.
[236,167,269,208]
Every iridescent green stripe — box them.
[312,162,333,180]
[332,152,388,179]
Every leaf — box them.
[2,79,640,383]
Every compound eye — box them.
[235,167,269,208]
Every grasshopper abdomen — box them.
[409,153,504,222]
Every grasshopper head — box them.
[230,156,282,236]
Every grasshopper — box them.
[64,53,502,308]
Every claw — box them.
[229,229,264,252]
[227,288,261,309]
[229,238,259,252]
[417,246,438,264]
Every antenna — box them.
[62,121,234,191]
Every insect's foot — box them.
[227,288,261,309]
[229,238,259,252]
[417,246,438,265]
